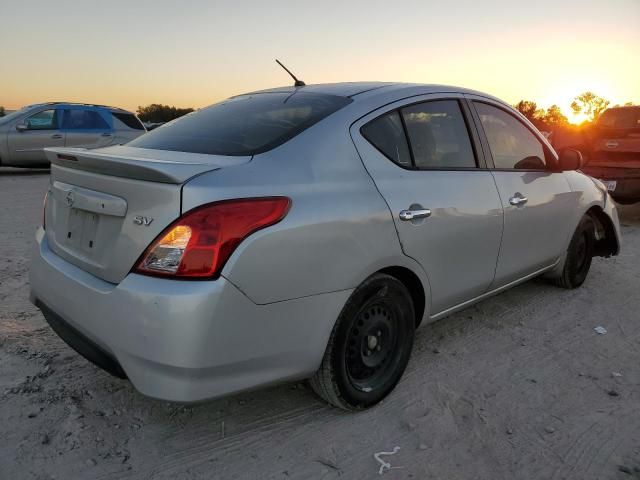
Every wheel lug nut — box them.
[377,330,382,336]
[376,345,381,351]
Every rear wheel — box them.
[555,215,595,289]
[310,273,415,410]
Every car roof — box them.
[24,102,132,113]
[240,81,504,103]
[242,82,396,98]
[604,105,640,112]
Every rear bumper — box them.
[30,228,350,402]
[37,301,127,379]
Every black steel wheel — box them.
[555,215,595,289]
[310,273,415,410]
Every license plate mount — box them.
[65,208,99,253]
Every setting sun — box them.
[537,78,618,124]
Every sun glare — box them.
[539,78,617,125]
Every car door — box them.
[6,108,65,165]
[63,108,114,149]
[468,97,577,287]
[351,95,504,315]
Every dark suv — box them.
[580,106,640,204]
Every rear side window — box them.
[128,92,352,156]
[112,112,145,130]
[361,111,411,167]
[475,102,546,170]
[63,109,109,130]
[401,100,476,169]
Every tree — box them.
[514,100,544,124]
[541,105,569,127]
[0,106,5,117]
[570,92,610,122]
[136,104,194,123]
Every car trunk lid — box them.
[43,146,252,283]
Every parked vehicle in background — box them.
[30,83,620,410]
[0,103,146,167]
[579,106,640,204]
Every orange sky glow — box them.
[1,0,638,125]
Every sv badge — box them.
[133,215,154,226]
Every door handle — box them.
[605,141,618,148]
[51,134,63,139]
[509,194,528,206]
[399,208,432,221]
[101,132,113,137]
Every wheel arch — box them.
[377,266,426,327]
[586,205,620,257]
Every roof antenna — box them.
[275,59,306,87]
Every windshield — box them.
[0,107,31,125]
[128,92,352,156]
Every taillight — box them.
[133,197,291,279]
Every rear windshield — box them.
[598,108,640,129]
[128,92,352,156]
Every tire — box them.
[309,273,415,410]
[554,215,595,289]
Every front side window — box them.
[401,100,476,169]
[62,109,110,130]
[24,109,58,130]
[128,92,352,156]
[475,102,546,170]
[360,111,412,167]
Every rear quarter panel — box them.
[181,112,431,308]
[112,129,145,146]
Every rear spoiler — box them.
[45,146,251,184]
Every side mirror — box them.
[16,123,28,132]
[557,149,584,171]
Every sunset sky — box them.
[1,0,638,123]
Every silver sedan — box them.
[30,82,621,410]
[0,102,145,167]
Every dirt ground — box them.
[1,168,639,480]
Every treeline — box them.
[136,104,194,123]
[515,91,635,131]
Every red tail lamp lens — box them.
[134,197,291,279]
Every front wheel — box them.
[554,215,595,289]
[309,273,415,410]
